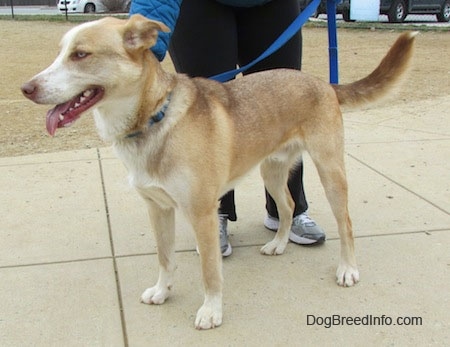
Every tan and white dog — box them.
[21,15,416,329]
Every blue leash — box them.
[210,0,340,84]
[327,0,340,84]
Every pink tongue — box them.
[46,102,71,136]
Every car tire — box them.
[388,0,407,23]
[84,3,96,13]
[437,0,450,22]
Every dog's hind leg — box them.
[140,200,176,305]
[259,147,298,255]
[307,140,359,287]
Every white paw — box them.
[195,300,222,330]
[260,239,287,255]
[140,285,170,305]
[336,264,360,287]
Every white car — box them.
[58,0,105,13]
[57,0,130,14]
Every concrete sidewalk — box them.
[1,96,449,346]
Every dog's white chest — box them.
[115,144,190,210]
[127,167,178,208]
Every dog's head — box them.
[21,15,169,136]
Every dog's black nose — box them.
[21,82,37,100]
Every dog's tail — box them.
[332,31,417,107]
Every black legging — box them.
[169,0,308,221]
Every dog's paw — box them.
[140,285,170,305]
[195,301,223,330]
[260,239,287,255]
[336,264,360,287]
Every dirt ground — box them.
[0,20,449,158]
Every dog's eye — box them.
[71,51,90,61]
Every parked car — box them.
[339,0,450,22]
[380,0,450,22]
[299,0,352,21]
[57,0,130,14]
[58,0,105,13]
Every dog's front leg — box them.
[140,199,176,305]
[191,211,223,330]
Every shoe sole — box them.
[195,244,233,257]
[264,224,325,246]
[222,243,232,257]
[289,232,325,246]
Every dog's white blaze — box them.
[60,20,98,53]
[29,21,100,104]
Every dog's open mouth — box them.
[46,87,104,136]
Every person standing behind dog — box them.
[130,0,326,257]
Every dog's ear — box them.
[123,14,170,51]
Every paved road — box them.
[314,13,450,27]
[0,6,59,15]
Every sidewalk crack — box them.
[97,148,129,347]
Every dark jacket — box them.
[129,0,273,60]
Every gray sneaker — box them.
[264,212,326,246]
[196,214,232,257]
[219,214,232,257]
